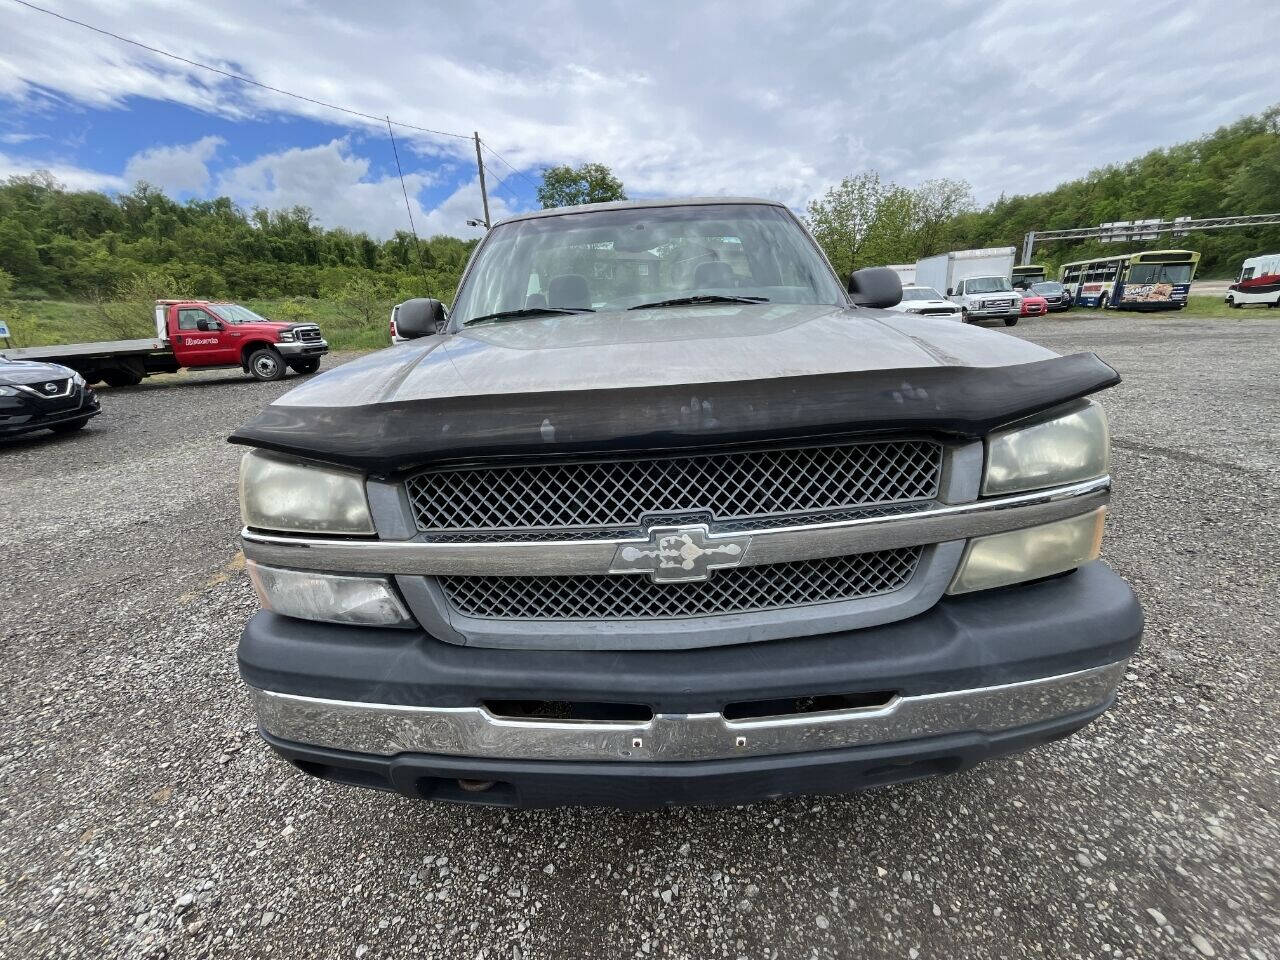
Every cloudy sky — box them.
[1,0,1277,239]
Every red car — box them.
[1020,293,1048,318]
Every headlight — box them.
[72,372,86,387]
[983,400,1109,496]
[948,508,1105,594]
[0,385,17,397]
[239,449,375,534]
[277,330,296,342]
[246,561,413,626]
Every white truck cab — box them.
[949,275,1022,326]
[915,248,1022,326]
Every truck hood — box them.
[230,302,1120,472]
[0,358,76,385]
[272,302,1053,407]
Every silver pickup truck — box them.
[232,198,1141,808]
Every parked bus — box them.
[1012,264,1048,289]
[1059,250,1199,310]
[1225,253,1280,309]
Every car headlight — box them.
[983,400,1109,496]
[948,508,1105,594]
[239,449,375,534]
[277,330,296,342]
[0,385,18,397]
[246,561,413,627]
[71,372,86,387]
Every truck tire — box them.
[102,367,144,387]
[288,358,321,375]
[1227,296,1241,309]
[248,348,285,382]
[1003,317,1019,326]
[1097,294,1108,311]
[960,309,973,324]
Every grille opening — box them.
[407,438,942,535]
[442,547,922,621]
[483,699,653,723]
[722,690,896,721]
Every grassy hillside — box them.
[2,297,388,351]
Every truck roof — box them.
[493,196,788,227]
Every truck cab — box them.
[157,301,328,381]
[947,276,1023,326]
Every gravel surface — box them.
[2,317,1277,960]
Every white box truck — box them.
[915,247,1022,326]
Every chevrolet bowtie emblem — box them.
[610,525,752,583]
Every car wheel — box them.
[1003,317,1019,327]
[51,417,89,433]
[1228,296,1242,309]
[1097,294,1108,311]
[288,358,321,375]
[248,348,285,382]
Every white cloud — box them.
[123,135,224,193]
[0,151,126,191]
[1,0,1277,217]
[215,138,505,239]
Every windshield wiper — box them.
[627,295,769,311]
[464,306,595,327]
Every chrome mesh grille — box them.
[408,440,942,534]
[440,547,922,621]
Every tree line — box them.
[2,104,1277,322]
[806,106,1280,279]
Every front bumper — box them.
[240,562,1142,807]
[276,340,328,357]
[0,389,100,437]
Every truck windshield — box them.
[965,277,1013,294]
[211,304,272,324]
[451,203,844,325]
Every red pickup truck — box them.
[0,300,328,386]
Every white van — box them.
[1226,254,1280,308]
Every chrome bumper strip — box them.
[248,661,1126,762]
[240,476,1110,577]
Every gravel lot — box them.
[2,313,1277,960]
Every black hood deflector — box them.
[229,352,1120,476]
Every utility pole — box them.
[473,131,491,229]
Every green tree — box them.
[97,269,182,339]
[330,274,396,328]
[536,163,627,209]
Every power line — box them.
[9,0,472,141]
[385,117,427,273]
[481,161,523,203]
[481,142,541,191]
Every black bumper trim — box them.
[0,404,100,437]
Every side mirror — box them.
[847,267,902,309]
[396,298,448,339]
[946,287,954,297]
[196,318,219,331]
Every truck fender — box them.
[240,341,275,371]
